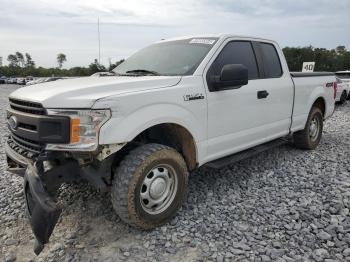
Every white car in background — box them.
[335,71,350,99]
[335,77,348,104]
[16,78,26,85]
[26,78,42,86]
[7,77,17,84]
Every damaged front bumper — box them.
[24,164,62,255]
[6,142,80,255]
[5,141,30,177]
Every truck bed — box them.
[290,72,335,133]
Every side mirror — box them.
[211,64,248,90]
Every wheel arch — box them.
[132,123,198,171]
[312,97,326,117]
[110,123,198,175]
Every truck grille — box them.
[7,98,71,156]
[9,98,46,115]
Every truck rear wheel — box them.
[111,143,188,229]
[293,106,323,150]
[339,91,347,104]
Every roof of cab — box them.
[156,34,276,44]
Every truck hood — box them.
[9,76,181,108]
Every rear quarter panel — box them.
[291,75,335,132]
[335,83,346,102]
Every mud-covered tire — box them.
[111,143,188,229]
[293,107,323,150]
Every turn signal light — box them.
[70,118,80,143]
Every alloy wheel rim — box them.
[140,164,178,215]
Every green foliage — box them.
[282,45,350,72]
[57,53,67,68]
[1,51,116,77]
[89,59,106,73]
[7,54,18,67]
[25,53,35,67]
[0,64,110,77]
[109,59,125,71]
[15,52,25,67]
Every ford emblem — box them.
[8,115,18,130]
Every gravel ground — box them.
[1,84,350,262]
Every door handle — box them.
[257,90,269,99]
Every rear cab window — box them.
[258,42,283,78]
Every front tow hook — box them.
[24,160,80,255]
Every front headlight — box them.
[46,109,111,151]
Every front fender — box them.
[99,103,205,146]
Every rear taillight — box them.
[333,82,337,99]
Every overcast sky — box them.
[1,0,349,68]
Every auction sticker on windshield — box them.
[190,39,216,45]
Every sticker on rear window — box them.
[189,39,215,45]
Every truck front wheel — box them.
[293,106,323,150]
[111,143,188,229]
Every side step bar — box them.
[205,138,287,169]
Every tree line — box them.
[282,45,349,72]
[1,51,124,77]
[1,45,349,77]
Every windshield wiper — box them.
[126,69,160,76]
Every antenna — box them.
[98,17,101,64]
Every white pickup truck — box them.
[335,71,350,102]
[5,34,336,254]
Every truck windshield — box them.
[113,38,218,76]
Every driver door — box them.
[205,40,289,161]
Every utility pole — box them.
[98,17,101,64]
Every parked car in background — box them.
[335,71,350,99]
[26,78,44,86]
[25,76,34,84]
[0,76,7,84]
[26,79,37,86]
[335,77,348,104]
[7,77,17,84]
[16,78,26,85]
